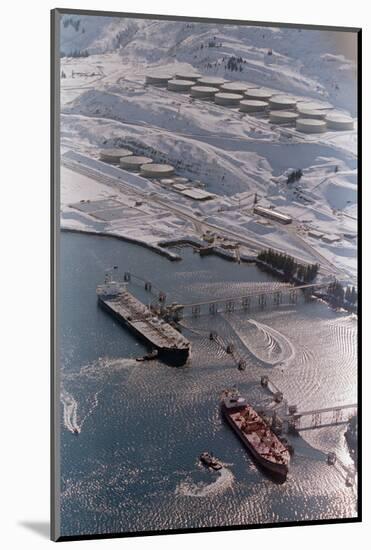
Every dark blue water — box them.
[59,232,357,537]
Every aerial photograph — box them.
[56,11,359,539]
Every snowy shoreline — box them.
[60,227,182,261]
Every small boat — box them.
[199,452,223,471]
[73,428,79,435]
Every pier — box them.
[165,282,330,319]
[108,271,334,321]
[285,404,358,431]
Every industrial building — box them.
[296,118,327,133]
[244,88,273,101]
[325,113,354,131]
[140,163,175,178]
[308,229,323,239]
[254,205,292,224]
[190,85,219,99]
[175,71,201,81]
[269,95,297,110]
[145,73,173,86]
[99,148,133,163]
[197,77,228,88]
[120,155,153,170]
[214,92,244,106]
[239,99,269,113]
[167,79,195,92]
[322,234,341,244]
[220,82,250,94]
[269,111,299,124]
[180,188,215,201]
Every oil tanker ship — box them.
[221,391,290,479]
[96,277,190,366]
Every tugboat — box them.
[199,452,223,471]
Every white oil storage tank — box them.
[140,163,175,178]
[190,86,219,99]
[145,73,173,86]
[167,79,195,92]
[220,82,250,94]
[175,71,201,81]
[197,77,228,88]
[99,148,133,163]
[120,156,153,170]
[296,118,327,133]
[239,99,269,113]
[296,107,327,119]
[214,92,244,106]
[269,95,297,110]
[325,113,354,130]
[269,111,299,124]
[244,88,273,101]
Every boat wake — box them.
[61,357,139,433]
[246,319,296,367]
[61,388,80,434]
[176,467,234,498]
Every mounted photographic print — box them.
[51,8,361,541]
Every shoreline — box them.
[60,227,182,261]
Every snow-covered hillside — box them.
[60,14,357,114]
[59,14,358,284]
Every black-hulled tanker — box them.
[96,278,190,366]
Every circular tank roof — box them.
[269,95,297,109]
[296,107,327,119]
[120,156,153,169]
[197,77,228,87]
[239,99,269,112]
[325,113,354,130]
[145,73,173,85]
[99,148,133,161]
[214,92,244,105]
[220,82,249,93]
[146,72,173,79]
[140,163,175,177]
[175,71,201,81]
[191,85,219,97]
[296,118,327,133]
[297,101,328,110]
[168,79,195,90]
[244,88,273,100]
[269,111,299,123]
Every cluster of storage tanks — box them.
[98,147,176,178]
[145,71,355,134]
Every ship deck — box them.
[101,289,190,350]
[228,406,289,466]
